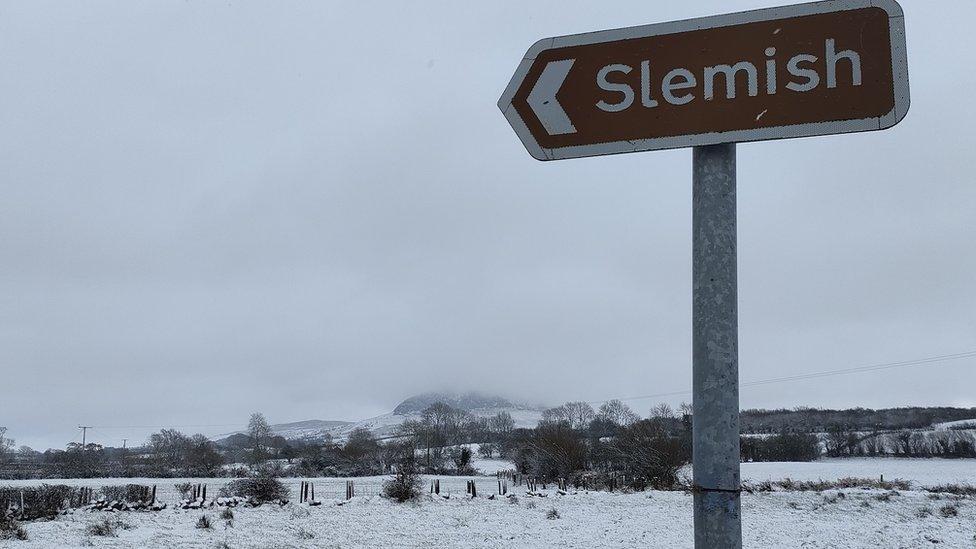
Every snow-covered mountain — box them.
[257,419,355,440]
[220,392,546,444]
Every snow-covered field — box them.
[4,459,976,548]
[741,457,976,487]
[6,487,975,548]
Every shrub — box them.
[451,447,474,475]
[546,507,560,520]
[0,515,28,541]
[915,506,933,518]
[742,480,773,493]
[174,483,194,500]
[196,515,213,529]
[477,443,497,459]
[939,504,959,518]
[610,419,691,490]
[741,432,820,462]
[774,478,910,492]
[0,485,77,520]
[87,518,131,537]
[925,484,976,497]
[218,476,287,504]
[296,527,314,540]
[220,508,234,521]
[383,461,423,503]
[100,484,151,503]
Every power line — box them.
[70,349,976,440]
[589,349,976,406]
[87,423,243,430]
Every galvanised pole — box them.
[692,143,742,548]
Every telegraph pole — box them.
[78,425,92,449]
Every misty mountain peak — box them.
[392,391,528,415]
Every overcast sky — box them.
[1,0,974,451]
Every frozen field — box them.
[5,488,974,548]
[4,459,976,548]
[740,457,976,487]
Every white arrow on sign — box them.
[527,59,576,136]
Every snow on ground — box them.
[7,487,975,548]
[5,459,976,548]
[934,418,976,431]
[740,458,976,487]
[465,443,514,475]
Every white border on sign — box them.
[497,0,910,161]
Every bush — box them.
[477,443,497,459]
[383,461,423,503]
[220,508,234,521]
[174,483,194,500]
[196,515,213,529]
[740,432,820,462]
[775,477,910,492]
[100,484,151,503]
[218,476,288,504]
[0,515,28,541]
[610,419,691,489]
[925,483,976,496]
[87,518,131,537]
[546,507,560,520]
[0,485,77,520]
[939,504,959,518]
[451,447,474,475]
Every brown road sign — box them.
[498,0,909,160]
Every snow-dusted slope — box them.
[219,393,546,444]
[264,419,355,440]
[330,406,545,441]
[933,418,976,431]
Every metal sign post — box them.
[692,143,740,547]
[497,1,910,547]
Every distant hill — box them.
[217,392,544,444]
[392,392,529,414]
[217,419,354,445]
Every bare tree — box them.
[541,405,570,425]
[247,412,273,464]
[598,400,640,426]
[148,429,191,471]
[488,411,516,437]
[0,427,13,463]
[186,434,224,474]
[649,403,676,420]
[420,402,472,446]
